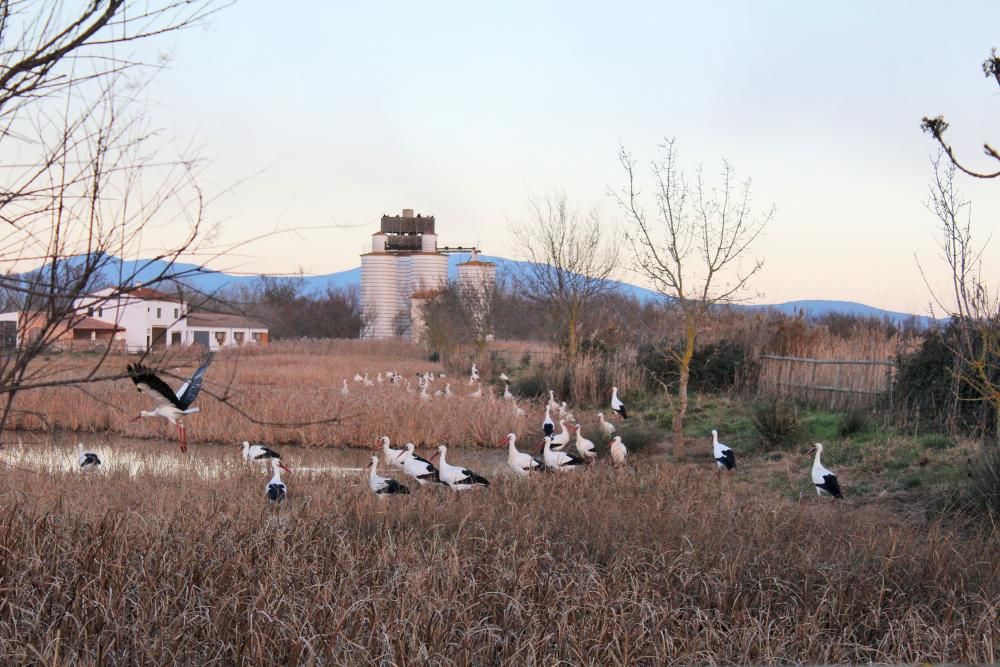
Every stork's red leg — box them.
[178,424,187,453]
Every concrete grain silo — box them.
[360,209,449,340]
[457,250,497,341]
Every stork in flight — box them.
[127,352,214,452]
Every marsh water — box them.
[0,433,511,479]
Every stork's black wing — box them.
[81,453,101,467]
[378,479,410,495]
[820,474,843,499]
[543,422,554,437]
[459,470,489,486]
[267,483,286,502]
[177,352,214,409]
[253,446,281,460]
[717,449,736,470]
[128,363,182,409]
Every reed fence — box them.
[757,354,895,410]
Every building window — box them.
[87,308,94,316]
[156,307,161,319]
[252,332,262,343]
[214,331,226,345]
[174,308,179,319]
[234,331,245,345]
[98,308,103,317]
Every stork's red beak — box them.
[395,450,406,461]
[280,463,291,473]
[179,442,187,453]
[430,451,440,461]
[129,415,141,423]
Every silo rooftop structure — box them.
[361,209,449,339]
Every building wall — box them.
[186,326,268,350]
[75,289,188,350]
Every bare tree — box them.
[922,48,1000,179]
[0,1,229,435]
[513,192,620,364]
[613,139,773,459]
[920,155,1000,417]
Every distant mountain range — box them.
[44,253,936,327]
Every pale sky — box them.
[135,1,998,314]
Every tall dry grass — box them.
[0,461,996,664]
[5,341,538,446]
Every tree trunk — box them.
[566,307,578,365]
[671,320,697,461]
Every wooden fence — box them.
[757,354,895,410]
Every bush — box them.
[838,409,870,437]
[916,433,954,450]
[751,399,802,450]
[894,322,999,437]
[616,422,664,454]
[512,368,548,399]
[968,442,1000,516]
[638,338,755,394]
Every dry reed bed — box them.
[6,341,549,447]
[0,463,996,665]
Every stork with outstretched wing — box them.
[127,352,214,452]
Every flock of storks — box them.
[71,354,843,502]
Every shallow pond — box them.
[0,433,512,480]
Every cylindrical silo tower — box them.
[457,250,497,341]
[360,232,400,339]
[359,209,448,340]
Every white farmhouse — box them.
[74,286,268,352]
[75,287,188,351]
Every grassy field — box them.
[3,339,999,664]
[1,456,997,665]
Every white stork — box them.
[502,433,542,476]
[468,363,480,385]
[127,352,214,453]
[610,436,628,466]
[469,385,482,398]
[77,443,101,471]
[502,383,514,401]
[712,429,736,471]
[597,412,616,436]
[541,436,585,472]
[809,443,843,499]
[550,419,572,451]
[265,458,289,502]
[431,445,489,491]
[444,383,454,398]
[512,401,526,418]
[558,401,574,422]
[341,379,350,396]
[546,390,559,415]
[378,436,404,470]
[367,455,410,496]
[572,424,597,462]
[611,386,628,420]
[499,372,510,382]
[241,441,289,467]
[394,443,442,485]
[353,373,364,383]
[542,405,555,438]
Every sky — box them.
[132,1,999,315]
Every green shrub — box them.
[616,422,664,454]
[512,369,547,399]
[968,442,1000,516]
[838,409,870,437]
[751,399,802,450]
[638,338,755,394]
[893,322,999,437]
[917,433,954,450]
